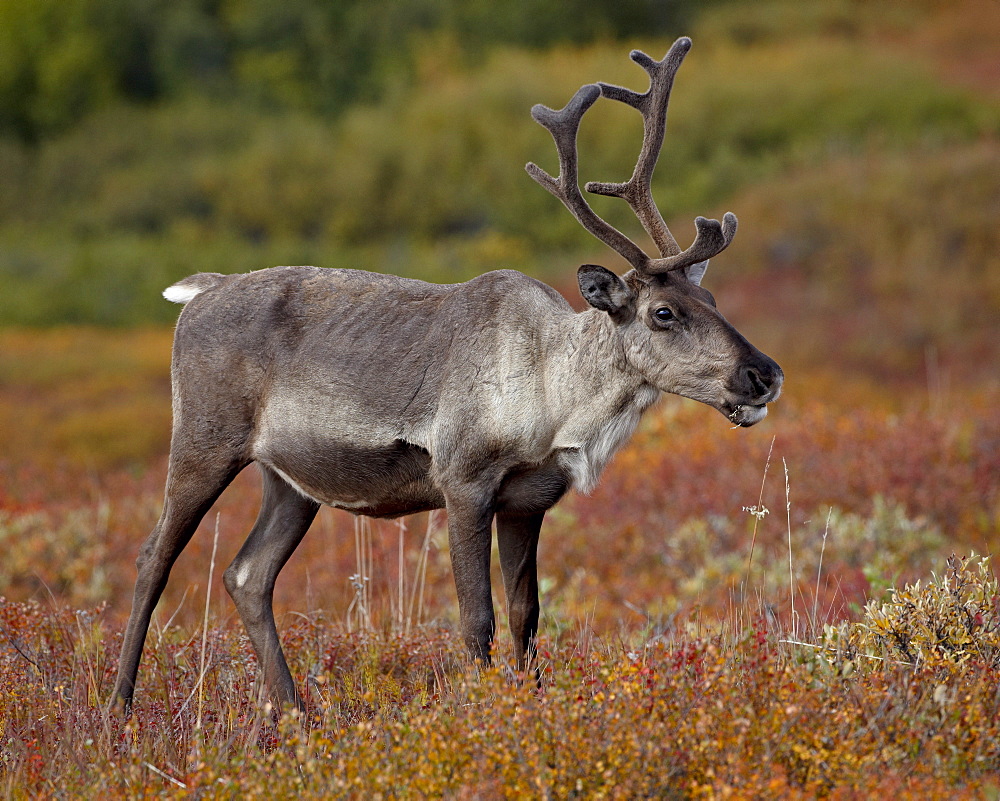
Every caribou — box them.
[110,37,783,713]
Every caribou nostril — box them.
[746,367,769,400]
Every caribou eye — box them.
[653,307,675,323]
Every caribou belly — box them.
[260,439,443,518]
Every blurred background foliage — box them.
[0,0,698,142]
[0,0,997,379]
[0,0,997,650]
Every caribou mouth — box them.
[728,403,769,427]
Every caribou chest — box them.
[554,383,659,494]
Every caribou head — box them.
[527,38,782,426]
[109,37,783,716]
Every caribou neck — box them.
[556,308,652,405]
[542,309,659,493]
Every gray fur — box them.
[110,263,782,713]
[110,40,784,714]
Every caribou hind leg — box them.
[110,449,246,714]
[222,465,320,710]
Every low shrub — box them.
[852,553,1000,669]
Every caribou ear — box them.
[684,259,709,286]
[578,265,634,316]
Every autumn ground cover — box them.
[0,320,998,796]
[1,1,999,795]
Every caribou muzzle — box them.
[724,354,784,427]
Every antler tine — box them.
[586,38,739,275]
[584,38,691,259]
[526,85,651,273]
[668,212,738,265]
[638,210,738,274]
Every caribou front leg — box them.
[497,510,543,675]
[445,489,497,664]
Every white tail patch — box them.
[162,284,205,304]
[163,272,225,304]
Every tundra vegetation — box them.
[1,0,999,796]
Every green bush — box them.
[0,0,708,142]
[856,554,1000,668]
[1,12,998,325]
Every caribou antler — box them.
[525,85,652,271]
[526,37,738,276]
